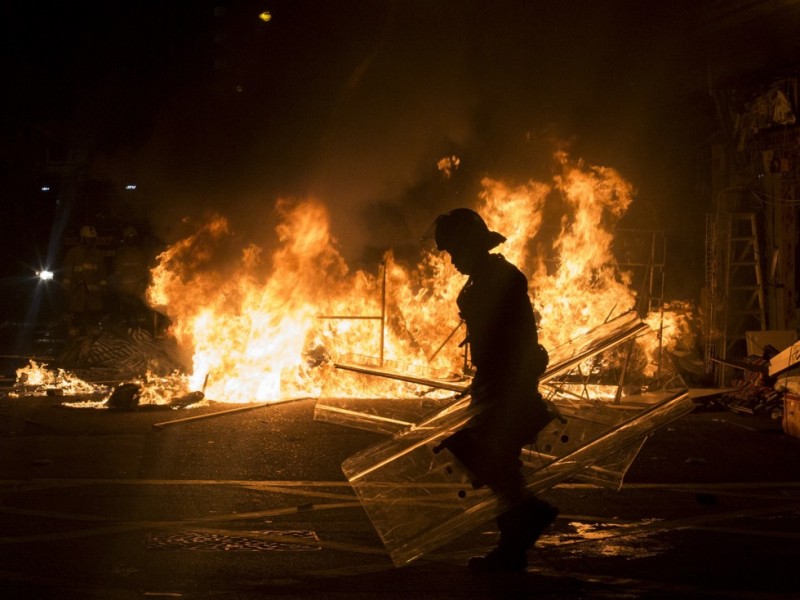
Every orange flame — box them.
[11,361,107,397]
[145,155,691,403]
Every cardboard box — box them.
[783,393,800,438]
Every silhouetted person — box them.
[433,208,558,572]
[111,226,150,328]
[62,225,107,337]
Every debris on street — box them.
[716,353,783,417]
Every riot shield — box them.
[337,312,692,566]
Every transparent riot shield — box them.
[318,311,650,433]
[314,396,458,435]
[318,311,666,489]
[339,312,692,566]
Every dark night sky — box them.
[3,1,799,307]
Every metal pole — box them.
[316,316,382,320]
[428,320,464,363]
[380,260,386,367]
[649,231,656,313]
[152,397,310,429]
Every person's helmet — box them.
[433,208,506,253]
[79,225,98,240]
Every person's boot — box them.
[467,543,527,573]
[519,499,559,550]
[467,499,558,573]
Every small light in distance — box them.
[125,184,137,190]
[258,11,272,23]
[37,270,54,281]
[41,186,50,192]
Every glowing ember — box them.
[140,154,692,404]
[437,155,461,178]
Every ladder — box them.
[722,212,767,359]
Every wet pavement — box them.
[1,384,799,600]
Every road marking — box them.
[179,526,386,556]
[1,478,798,561]
[0,501,363,544]
[0,478,358,487]
[2,477,799,489]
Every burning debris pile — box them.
[139,153,695,406]
[13,153,699,407]
[5,359,200,410]
[4,324,194,410]
[9,360,107,398]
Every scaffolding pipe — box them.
[427,320,464,363]
[380,260,386,367]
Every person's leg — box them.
[498,496,559,552]
[468,452,558,572]
[468,497,558,572]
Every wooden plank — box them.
[769,340,800,377]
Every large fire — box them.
[136,153,691,405]
[8,154,694,406]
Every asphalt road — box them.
[1,392,799,600]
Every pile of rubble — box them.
[717,354,782,417]
[713,340,800,437]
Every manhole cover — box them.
[146,529,321,552]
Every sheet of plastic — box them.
[317,311,668,488]
[338,312,692,566]
[318,311,652,432]
[314,396,455,435]
[343,391,691,566]
[316,394,646,489]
